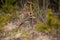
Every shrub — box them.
[36,8,60,33]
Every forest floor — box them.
[0,9,60,40]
